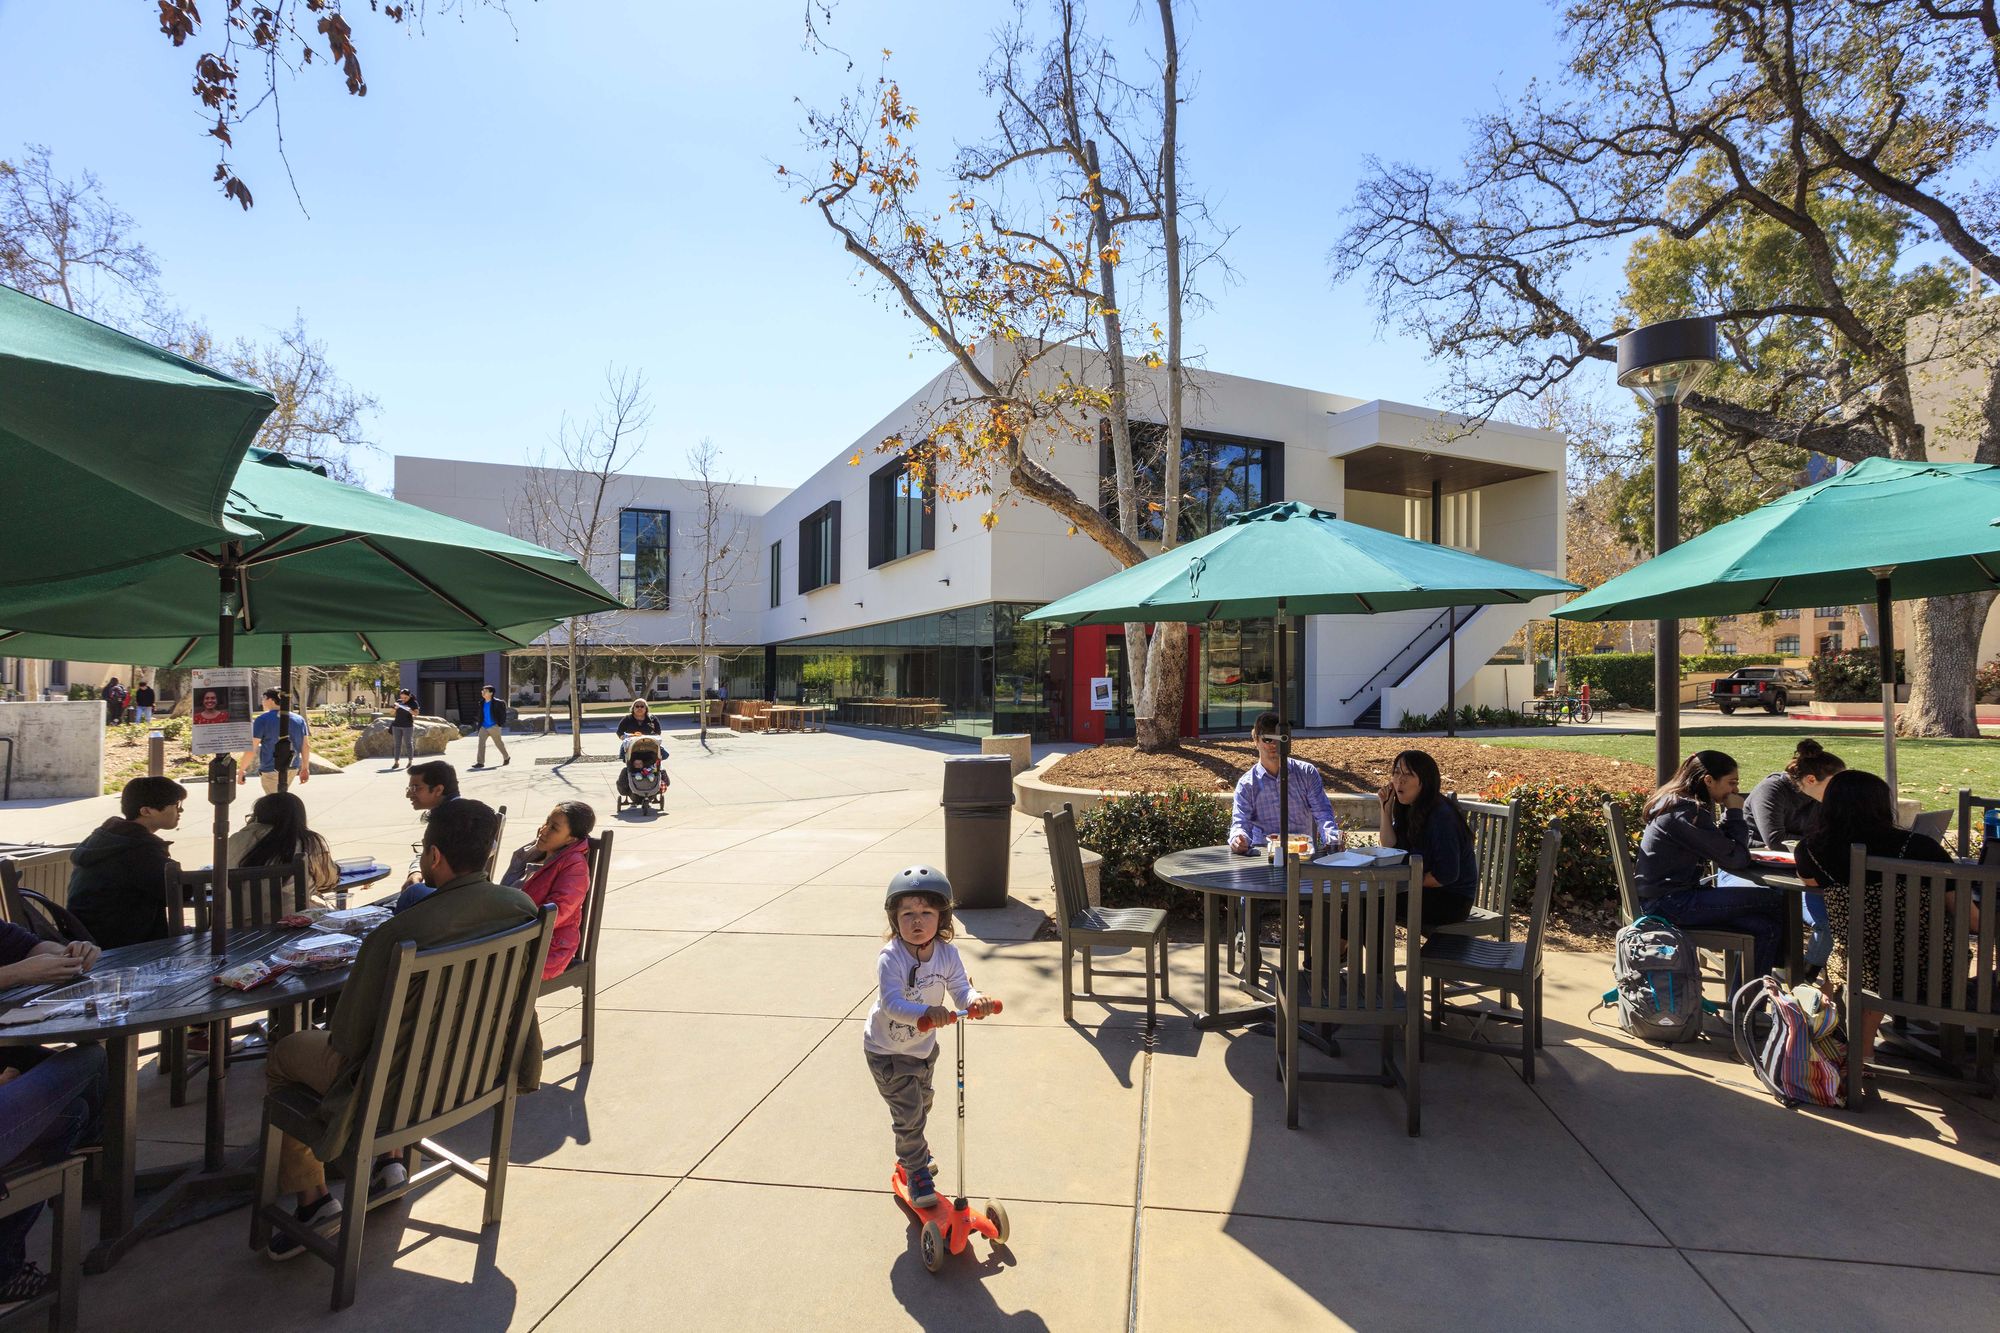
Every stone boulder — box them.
[352,715,459,760]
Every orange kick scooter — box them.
[894,1000,1010,1272]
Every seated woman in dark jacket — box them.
[1795,769,1958,1064]
[1743,739,1845,974]
[1633,749,1787,978]
[1374,749,1479,935]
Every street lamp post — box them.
[1617,316,1720,786]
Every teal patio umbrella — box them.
[1553,457,2000,791]
[0,448,617,957]
[1026,501,1577,850]
[0,283,272,585]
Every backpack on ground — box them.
[1730,975,1847,1108]
[1611,914,1704,1044]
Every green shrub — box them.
[1488,777,1649,910]
[1808,647,1905,702]
[66,683,97,702]
[1978,657,2000,704]
[1075,786,1231,917]
[1563,653,1654,709]
[1398,706,1545,731]
[1683,653,1781,673]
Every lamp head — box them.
[1616,316,1720,404]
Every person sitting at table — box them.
[66,776,187,949]
[259,799,541,1260]
[1745,739,1845,849]
[1226,712,1341,855]
[1374,749,1479,935]
[1633,749,1787,979]
[616,698,660,759]
[0,917,104,1308]
[227,790,339,899]
[393,760,460,893]
[1795,769,1960,1063]
[500,801,596,979]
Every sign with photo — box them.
[188,668,253,755]
[1089,676,1115,712]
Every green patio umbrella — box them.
[0,448,617,956]
[1026,501,1577,850]
[1553,457,2000,792]
[0,623,560,669]
[0,283,272,585]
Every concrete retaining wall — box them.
[0,700,104,799]
[1013,754,1378,829]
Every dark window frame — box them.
[798,501,842,594]
[868,457,935,568]
[618,507,671,609]
[1098,421,1285,542]
[769,540,782,608]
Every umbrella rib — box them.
[359,537,493,629]
[240,525,310,563]
[241,531,364,566]
[486,550,622,609]
[171,637,200,667]
[1974,555,2000,585]
[356,632,381,662]
[1355,593,1375,613]
[1754,579,1785,609]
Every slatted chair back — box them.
[1955,787,2000,861]
[1603,801,1643,924]
[354,906,555,1153]
[1520,820,1565,972]
[0,847,73,911]
[1286,855,1422,1025]
[1043,803,1090,930]
[1850,847,2000,1028]
[485,805,509,881]
[166,860,310,933]
[0,857,95,944]
[572,830,614,973]
[1460,796,1521,934]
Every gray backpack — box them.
[1612,915,1703,1044]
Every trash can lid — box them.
[942,754,1016,802]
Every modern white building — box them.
[394,346,1566,738]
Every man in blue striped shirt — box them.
[1227,711,1342,854]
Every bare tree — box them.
[223,315,381,482]
[513,367,653,758]
[681,437,749,746]
[0,145,161,316]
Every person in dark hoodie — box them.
[67,776,186,948]
[1633,749,1787,978]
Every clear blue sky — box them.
[0,0,1572,490]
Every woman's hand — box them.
[0,952,88,987]
[63,941,101,971]
[1377,781,1395,808]
[1723,792,1746,811]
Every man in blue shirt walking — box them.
[240,689,310,794]
[473,684,511,768]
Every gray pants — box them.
[390,728,414,764]
[865,1048,938,1171]
[476,725,509,765]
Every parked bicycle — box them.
[1533,693,1593,725]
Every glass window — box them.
[619,509,670,609]
[799,503,840,593]
[1776,609,1799,619]
[870,459,933,566]
[1718,643,1737,655]
[769,541,781,608]
[1100,426,1281,542]
[1774,635,1800,654]
[1815,606,1843,617]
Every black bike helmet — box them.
[884,864,953,910]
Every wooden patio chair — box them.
[1844,849,1998,1105]
[484,805,508,881]
[1043,803,1169,1029]
[541,830,613,1066]
[1955,787,2000,860]
[1422,820,1563,1083]
[1430,795,1521,942]
[0,1155,83,1332]
[251,907,554,1310]
[1273,853,1424,1134]
[1602,800,1755,1017]
[164,860,312,1105]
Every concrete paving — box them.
[4,726,1999,1330]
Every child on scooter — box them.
[863,865,996,1209]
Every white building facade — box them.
[394,348,1566,738]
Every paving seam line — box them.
[526,1174,687,1333]
[1126,1038,1155,1333]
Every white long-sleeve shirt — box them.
[862,936,981,1058]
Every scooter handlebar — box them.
[916,998,1003,1033]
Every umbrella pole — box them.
[1872,569,1898,797]
[275,633,294,795]
[209,550,240,959]
[1446,610,1457,739]
[1277,597,1289,858]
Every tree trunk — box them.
[1134,622,1189,752]
[1902,591,1991,737]
[565,631,584,759]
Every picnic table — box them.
[0,926,357,1271]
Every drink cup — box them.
[92,968,135,1022]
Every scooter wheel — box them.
[985,1199,1010,1245]
[920,1219,946,1273]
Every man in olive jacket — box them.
[260,798,542,1259]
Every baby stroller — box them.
[616,735,668,813]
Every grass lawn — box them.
[520,700,704,715]
[1487,724,2000,806]
[102,716,362,794]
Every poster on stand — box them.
[189,668,253,755]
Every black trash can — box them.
[942,755,1015,909]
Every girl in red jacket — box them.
[501,801,596,978]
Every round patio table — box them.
[0,925,355,1272]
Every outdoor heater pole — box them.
[210,549,239,959]
[1276,596,1289,859]
[1873,567,1898,796]
[274,633,294,794]
[1433,480,1456,738]
[1653,395,1681,786]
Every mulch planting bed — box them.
[1043,735,1652,800]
